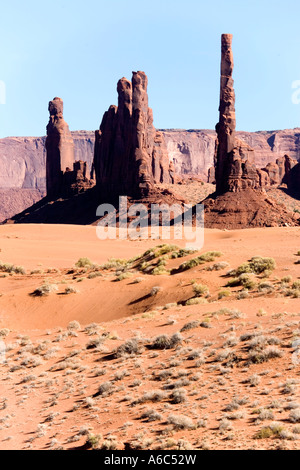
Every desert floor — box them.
[0,224,300,450]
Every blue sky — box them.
[0,0,300,138]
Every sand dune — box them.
[0,224,300,450]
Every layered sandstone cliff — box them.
[1,128,300,191]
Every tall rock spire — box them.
[215,34,257,194]
[46,97,75,198]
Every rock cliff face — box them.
[0,133,95,191]
[94,71,173,200]
[1,129,300,191]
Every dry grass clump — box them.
[141,408,162,422]
[149,333,183,350]
[289,409,300,423]
[185,298,208,306]
[75,257,94,268]
[226,273,257,290]
[284,280,300,298]
[167,414,195,430]
[232,257,276,276]
[192,283,209,297]
[248,345,283,364]
[31,283,58,297]
[171,248,198,259]
[255,422,284,439]
[85,433,103,449]
[204,262,229,271]
[67,321,81,331]
[218,289,231,299]
[0,261,25,275]
[170,251,223,275]
[115,272,133,282]
[95,381,114,397]
[180,321,200,332]
[64,286,79,294]
[0,328,10,338]
[113,338,143,358]
[132,390,167,406]
[150,286,162,296]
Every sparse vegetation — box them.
[31,283,58,297]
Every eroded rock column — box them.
[46,97,74,198]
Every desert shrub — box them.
[171,248,198,259]
[141,408,162,422]
[133,390,167,405]
[87,272,102,279]
[219,418,233,432]
[150,286,162,296]
[113,338,142,358]
[85,433,102,449]
[218,289,231,299]
[0,261,25,275]
[248,346,283,364]
[234,257,276,276]
[0,328,10,337]
[192,283,209,297]
[170,252,223,274]
[205,262,229,271]
[255,422,284,439]
[167,414,195,430]
[258,281,274,292]
[153,244,179,257]
[64,286,78,294]
[185,298,208,306]
[68,320,81,331]
[246,374,261,387]
[115,272,133,281]
[169,388,187,404]
[96,381,114,396]
[150,333,183,350]
[75,257,94,268]
[100,258,128,270]
[132,277,144,284]
[31,283,58,296]
[99,438,119,450]
[237,290,250,300]
[86,336,105,350]
[180,321,200,332]
[226,273,256,290]
[289,409,300,423]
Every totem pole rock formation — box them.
[93,71,173,200]
[203,34,300,229]
[46,97,75,198]
[46,97,94,198]
[215,34,258,194]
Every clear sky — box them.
[0,0,300,138]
